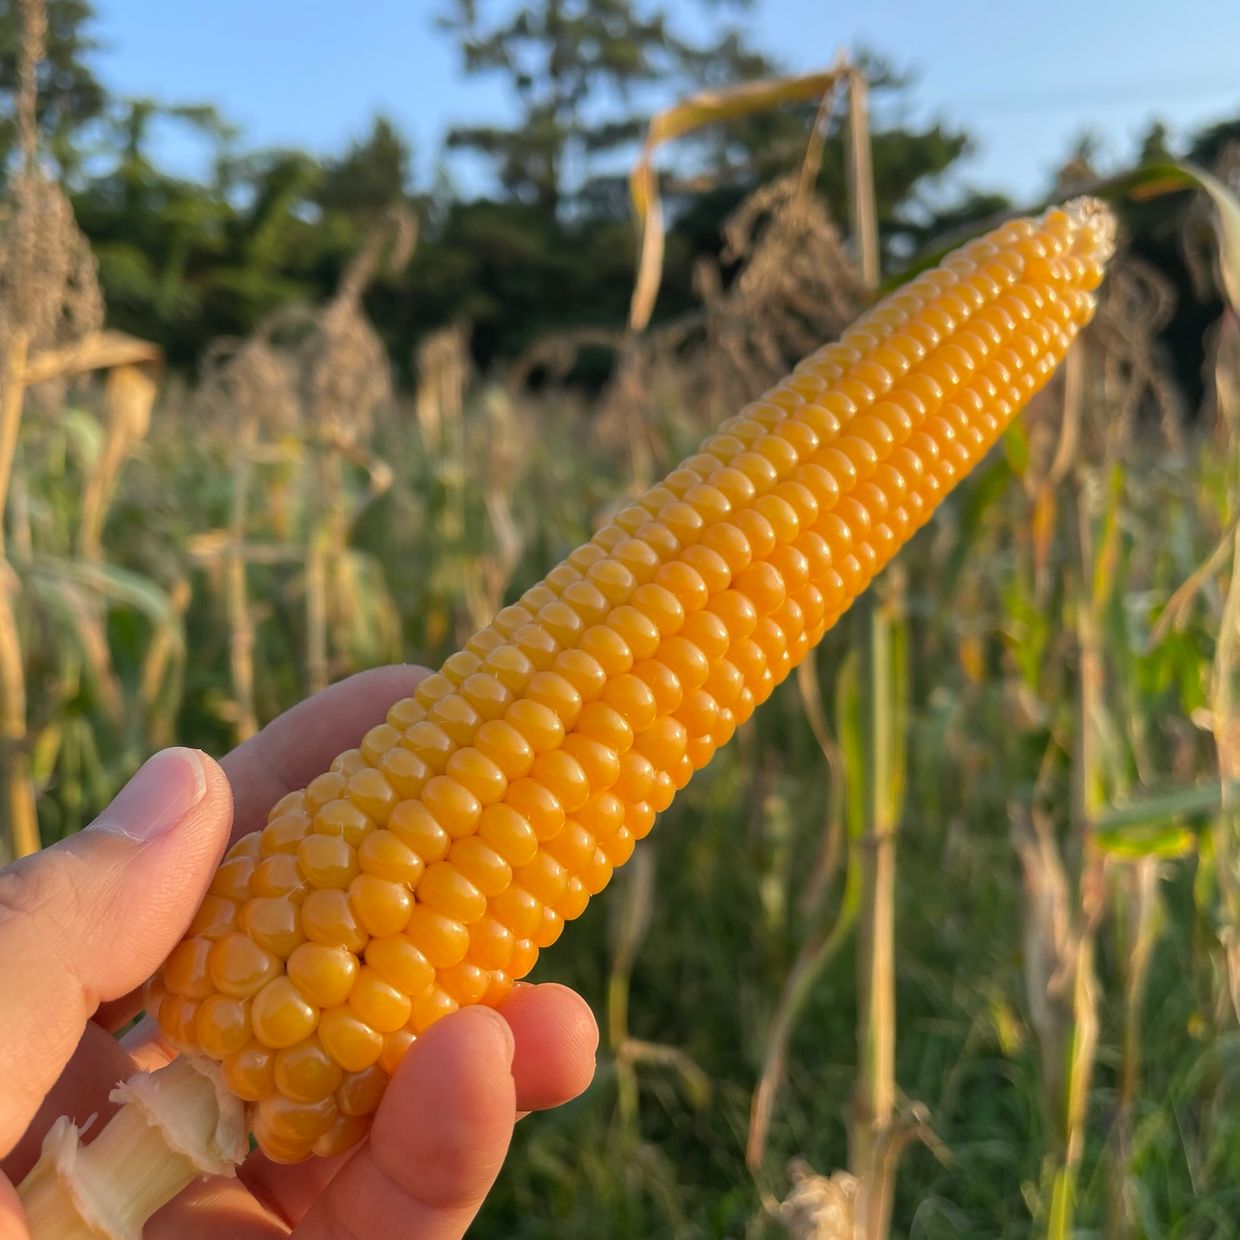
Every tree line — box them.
[1,0,1235,380]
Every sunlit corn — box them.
[151,199,1116,1163]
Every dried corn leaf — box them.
[629,68,842,332]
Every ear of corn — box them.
[149,199,1116,1163]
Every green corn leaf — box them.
[1095,781,1240,833]
[1092,822,1197,861]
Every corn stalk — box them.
[848,571,909,1240]
[840,67,911,1240]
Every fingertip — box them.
[499,983,599,1112]
[369,1006,518,1212]
[378,1006,517,1140]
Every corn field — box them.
[4,9,1240,1235]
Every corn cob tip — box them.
[1060,196,1117,261]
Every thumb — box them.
[0,748,233,1154]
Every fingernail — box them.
[91,748,208,842]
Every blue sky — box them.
[92,0,1240,204]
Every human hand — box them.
[0,666,599,1239]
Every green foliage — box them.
[0,0,104,177]
[439,0,769,213]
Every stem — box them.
[0,335,37,862]
[850,591,899,1240]
[226,422,258,741]
[606,847,655,1146]
[844,70,880,289]
[0,333,31,559]
[17,1057,247,1240]
[0,557,38,860]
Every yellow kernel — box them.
[379,1029,415,1077]
[301,889,369,954]
[256,1091,337,1144]
[349,874,414,937]
[469,916,516,971]
[422,775,482,838]
[252,854,307,903]
[461,672,513,721]
[298,834,360,890]
[222,1041,276,1102]
[405,905,471,968]
[525,671,583,727]
[505,777,565,840]
[449,837,513,897]
[575,701,634,754]
[379,747,431,799]
[239,897,305,957]
[633,659,684,716]
[365,934,435,996]
[409,987,459,1034]
[515,852,568,904]
[561,733,620,790]
[267,792,306,823]
[403,721,454,773]
[348,967,413,1033]
[318,1005,384,1072]
[505,699,566,753]
[209,932,280,999]
[388,799,450,862]
[306,772,348,813]
[210,854,256,902]
[251,977,318,1049]
[313,1112,370,1159]
[187,894,239,940]
[312,799,374,847]
[196,994,251,1059]
[439,960,490,1006]
[581,850,613,897]
[474,719,535,778]
[157,994,201,1054]
[608,605,661,660]
[577,791,625,840]
[489,885,544,939]
[360,723,401,766]
[532,907,565,949]
[337,1065,388,1116]
[530,749,591,813]
[478,803,539,866]
[163,937,214,999]
[346,767,398,823]
[553,649,607,701]
[275,1036,344,1103]
[287,942,359,1008]
[358,828,425,886]
[386,696,425,730]
[544,822,595,872]
[446,748,507,805]
[510,938,539,980]
[416,861,487,923]
[262,812,310,856]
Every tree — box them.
[317,115,413,216]
[438,0,766,215]
[1137,120,1174,165]
[0,0,105,178]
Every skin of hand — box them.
[0,666,600,1240]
